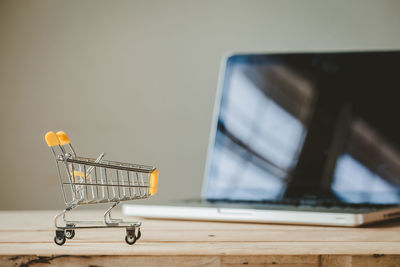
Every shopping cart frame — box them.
[45,131,158,245]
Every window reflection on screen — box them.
[332,120,400,204]
[205,58,315,200]
[205,52,400,204]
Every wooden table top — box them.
[1,210,400,266]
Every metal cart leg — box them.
[54,205,77,228]
[104,201,122,225]
[54,205,77,245]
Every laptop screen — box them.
[204,52,400,204]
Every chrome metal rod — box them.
[54,205,77,228]
[103,201,121,225]
[86,152,105,176]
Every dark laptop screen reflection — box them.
[333,120,400,204]
[206,57,315,200]
[205,53,400,204]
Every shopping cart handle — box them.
[149,169,159,195]
[56,131,71,146]
[45,131,60,147]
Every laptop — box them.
[124,51,400,226]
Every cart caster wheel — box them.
[65,230,75,239]
[125,235,137,245]
[54,235,66,246]
[54,230,66,246]
[136,229,141,240]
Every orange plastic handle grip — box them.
[56,131,71,146]
[45,131,60,147]
[149,169,159,195]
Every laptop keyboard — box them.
[205,198,399,212]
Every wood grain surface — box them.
[1,210,400,266]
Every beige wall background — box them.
[1,0,400,210]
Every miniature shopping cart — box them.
[45,131,159,246]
